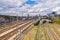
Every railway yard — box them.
[0,19,60,40]
[0,0,60,40]
[0,20,34,40]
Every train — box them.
[34,19,40,26]
[34,19,53,26]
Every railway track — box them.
[0,20,33,40]
[45,24,55,40]
[51,23,60,37]
[48,23,60,40]
[0,21,19,28]
[34,21,60,40]
[0,21,26,34]
[14,22,34,40]
[45,23,60,40]
[40,24,49,40]
[0,21,22,31]
[0,20,30,30]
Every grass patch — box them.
[23,26,38,40]
[51,17,60,24]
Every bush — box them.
[51,17,60,24]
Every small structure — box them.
[0,17,5,25]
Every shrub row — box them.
[50,17,60,24]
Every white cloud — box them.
[0,0,27,8]
[52,7,60,14]
[0,3,31,16]
[27,0,60,13]
[0,0,60,16]
[0,7,3,10]
[0,0,30,16]
[52,7,60,11]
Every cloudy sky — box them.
[0,0,60,16]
